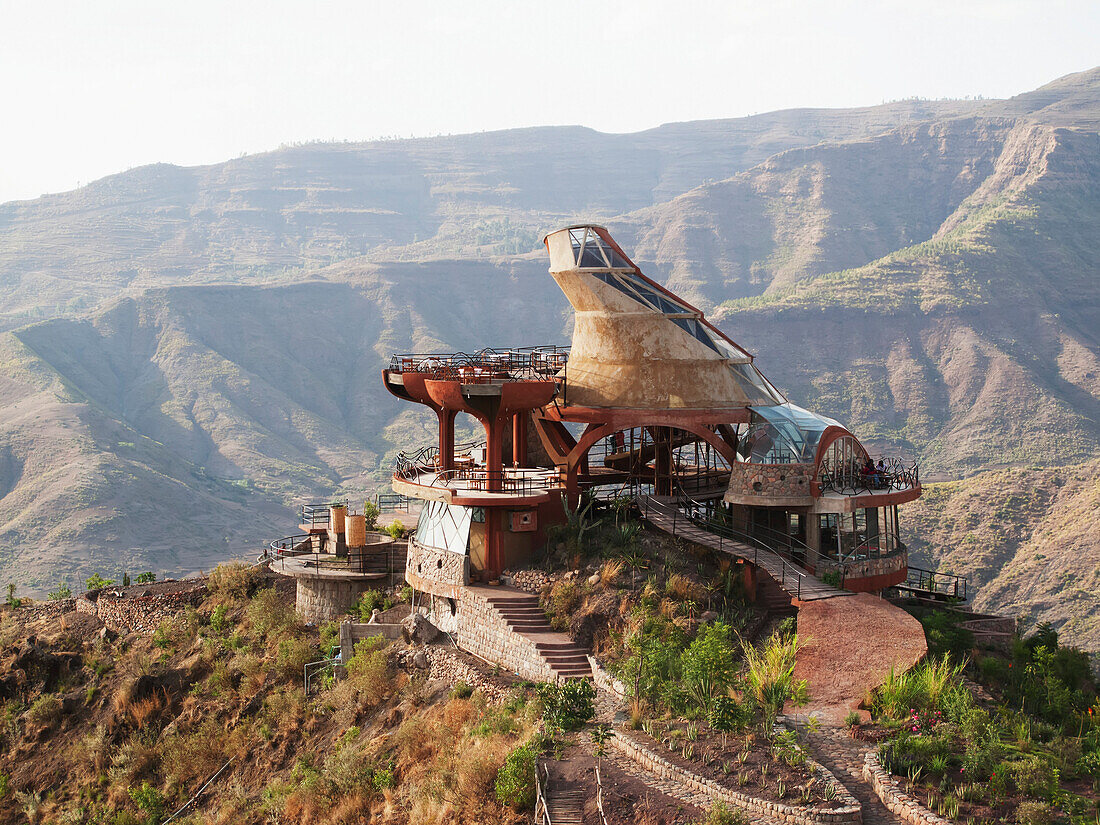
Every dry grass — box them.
[127,688,167,728]
[599,559,625,587]
[665,572,705,602]
[207,562,260,602]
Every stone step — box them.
[533,641,583,651]
[485,596,540,606]
[496,607,546,616]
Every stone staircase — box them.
[482,591,593,680]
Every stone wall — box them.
[863,751,952,825]
[816,550,908,592]
[295,577,378,624]
[405,538,468,598]
[727,462,815,503]
[416,593,459,635]
[611,728,861,824]
[455,589,557,683]
[76,586,206,634]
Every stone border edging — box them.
[863,750,952,825]
[611,727,861,824]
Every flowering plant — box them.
[908,708,942,736]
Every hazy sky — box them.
[2,0,1097,204]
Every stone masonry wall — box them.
[456,589,557,683]
[863,751,953,825]
[295,578,376,624]
[612,729,862,824]
[728,462,815,500]
[406,538,468,598]
[75,586,207,634]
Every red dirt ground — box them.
[792,594,927,724]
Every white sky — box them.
[1,0,1097,204]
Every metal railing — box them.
[394,437,485,476]
[903,565,968,601]
[640,493,813,600]
[375,492,410,512]
[387,345,569,383]
[817,456,919,496]
[396,465,561,497]
[835,531,906,563]
[299,501,348,527]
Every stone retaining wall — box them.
[423,645,511,703]
[816,550,908,592]
[611,729,861,824]
[76,586,206,634]
[455,589,557,683]
[589,657,627,700]
[727,462,814,503]
[863,751,952,825]
[406,539,468,598]
[295,578,377,624]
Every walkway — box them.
[797,726,906,825]
[638,496,847,601]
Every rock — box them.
[587,574,601,586]
[401,613,440,645]
[700,610,719,623]
[98,626,118,643]
[412,650,430,669]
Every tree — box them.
[85,573,115,590]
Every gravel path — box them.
[798,726,906,825]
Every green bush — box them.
[85,573,115,590]
[207,562,258,601]
[47,582,72,600]
[450,681,474,700]
[743,631,807,727]
[128,782,166,822]
[247,588,298,638]
[1014,800,1054,825]
[277,637,318,680]
[495,742,538,809]
[363,501,381,530]
[1009,757,1057,800]
[355,589,386,620]
[680,621,738,712]
[136,572,156,584]
[538,679,595,732]
[921,610,975,660]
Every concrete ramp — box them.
[792,594,927,725]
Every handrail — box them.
[299,501,348,527]
[641,492,811,601]
[817,455,919,495]
[534,760,553,825]
[396,465,561,497]
[388,345,569,383]
[903,565,968,601]
[394,438,486,476]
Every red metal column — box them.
[485,507,503,579]
[484,417,507,492]
[437,408,457,472]
[512,412,527,467]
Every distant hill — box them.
[0,68,1097,649]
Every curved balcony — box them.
[387,345,568,384]
[392,464,562,505]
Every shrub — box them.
[85,573,115,590]
[694,802,746,825]
[451,681,474,700]
[541,580,584,631]
[680,621,738,711]
[363,500,381,530]
[207,562,258,601]
[47,582,72,600]
[872,656,970,721]
[538,679,595,732]
[277,637,318,680]
[247,588,298,638]
[743,632,807,726]
[346,638,393,707]
[27,694,62,728]
[136,572,156,584]
[209,604,230,634]
[355,589,386,620]
[128,781,165,822]
[385,520,405,539]
[921,610,975,660]
[1015,801,1054,825]
[844,711,862,728]
[1010,757,1057,800]
[495,742,538,809]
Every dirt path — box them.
[793,593,926,724]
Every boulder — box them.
[586,574,601,586]
[401,613,440,645]
[700,610,719,623]
[412,650,430,670]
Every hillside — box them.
[0,69,1097,648]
